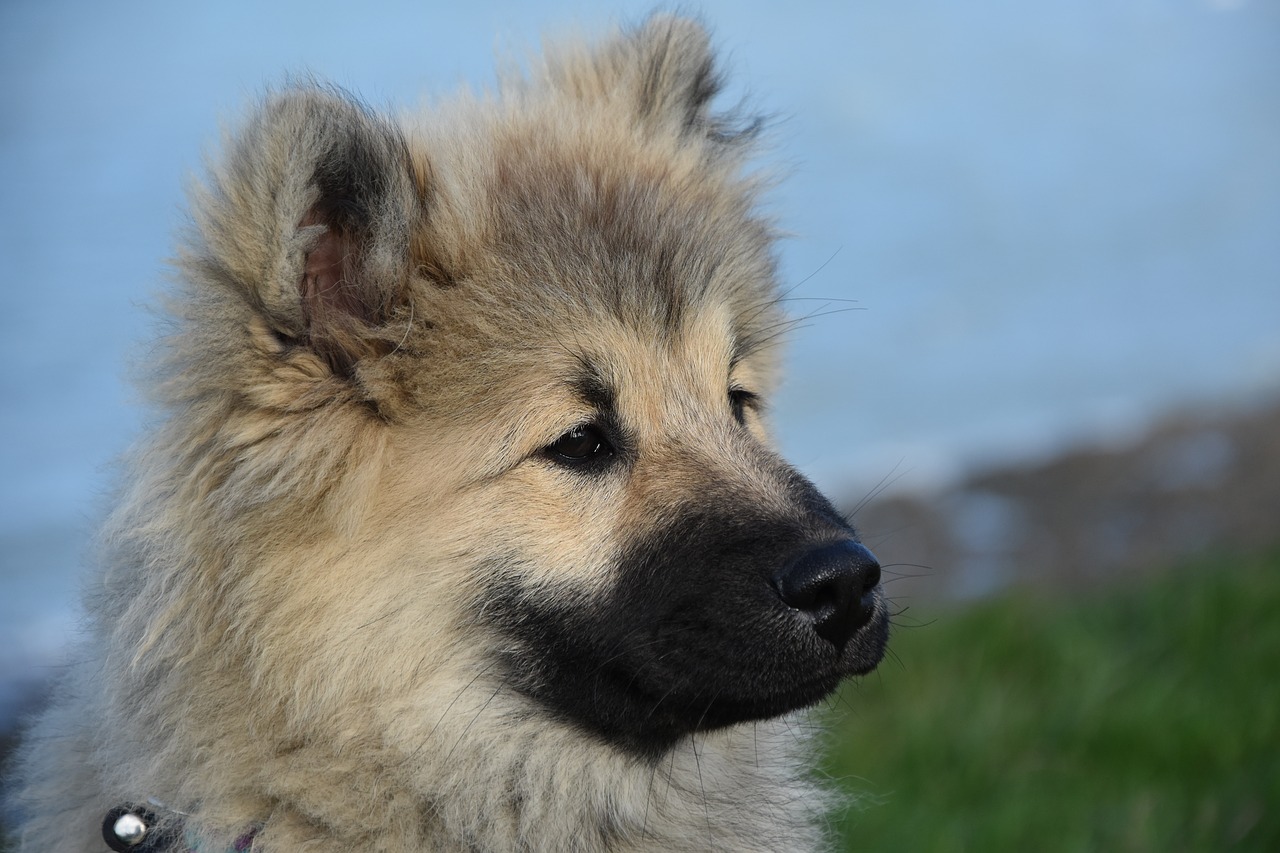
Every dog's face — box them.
[181,17,886,759]
[380,299,889,752]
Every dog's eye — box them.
[729,388,759,425]
[546,424,614,465]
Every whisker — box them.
[846,460,911,520]
[442,681,505,766]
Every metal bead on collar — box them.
[112,812,148,845]
[102,805,156,852]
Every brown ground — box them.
[848,397,1280,602]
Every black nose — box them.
[773,540,881,650]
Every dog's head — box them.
[167,15,886,757]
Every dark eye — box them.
[729,388,759,425]
[545,424,614,465]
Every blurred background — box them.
[2,0,1277,848]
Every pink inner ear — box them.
[296,210,375,375]
[300,214,367,328]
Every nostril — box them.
[773,540,881,650]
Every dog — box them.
[10,15,887,852]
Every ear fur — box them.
[193,85,424,375]
[544,14,760,145]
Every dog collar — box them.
[103,804,257,852]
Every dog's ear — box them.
[193,85,424,376]
[545,14,758,145]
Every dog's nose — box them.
[773,541,881,651]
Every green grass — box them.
[823,551,1280,852]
